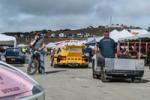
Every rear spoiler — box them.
[65,45,85,48]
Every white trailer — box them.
[92,55,144,82]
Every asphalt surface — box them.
[15,56,150,100]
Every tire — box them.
[136,77,142,82]
[93,73,98,79]
[93,73,100,79]
[21,60,25,64]
[131,77,135,82]
[82,65,89,68]
[53,64,58,68]
[27,59,39,75]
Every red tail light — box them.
[58,56,66,60]
[82,56,88,62]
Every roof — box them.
[0,34,16,41]
[130,29,149,35]
[110,29,133,42]
[0,34,16,47]
[119,33,150,41]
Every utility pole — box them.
[108,16,112,32]
[110,16,112,27]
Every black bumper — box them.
[6,59,25,64]
[106,70,144,78]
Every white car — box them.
[0,61,45,100]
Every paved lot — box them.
[16,56,150,100]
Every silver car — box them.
[0,61,45,100]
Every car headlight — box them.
[19,85,45,100]
[32,85,44,95]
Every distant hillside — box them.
[2,24,144,44]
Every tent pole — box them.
[138,39,141,59]
[127,42,129,51]
[146,42,148,60]
[117,42,120,58]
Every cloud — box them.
[0,0,150,32]
[95,0,150,17]
[0,0,99,16]
[94,0,150,26]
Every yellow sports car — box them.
[53,45,89,67]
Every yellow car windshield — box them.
[68,48,81,52]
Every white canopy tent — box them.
[46,42,66,49]
[136,33,150,38]
[95,37,103,42]
[130,29,149,35]
[17,44,29,48]
[86,29,148,43]
[118,32,150,59]
[119,33,150,41]
[86,29,135,43]
[110,29,134,42]
[0,34,16,47]
[46,40,86,49]
[46,42,55,48]
[86,36,103,43]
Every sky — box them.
[0,0,150,32]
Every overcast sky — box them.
[0,0,150,32]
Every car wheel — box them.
[83,65,89,68]
[131,77,135,82]
[93,73,100,79]
[93,73,97,79]
[53,64,58,68]
[27,59,39,75]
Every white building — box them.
[77,33,83,38]
[59,33,66,38]
[51,33,56,38]
[84,33,90,38]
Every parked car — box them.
[0,61,45,100]
[53,45,89,67]
[5,48,26,64]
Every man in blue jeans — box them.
[97,30,116,68]
[30,32,46,74]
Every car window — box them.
[6,49,20,56]
[68,48,81,52]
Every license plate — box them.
[11,58,15,61]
